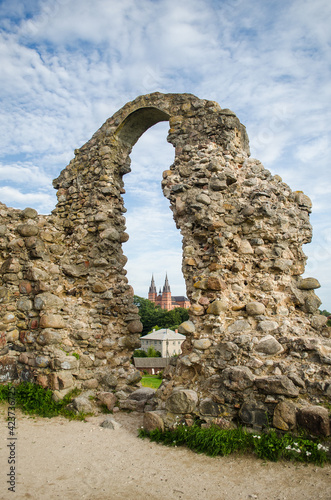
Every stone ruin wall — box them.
[0,93,330,434]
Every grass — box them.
[139,423,331,466]
[0,382,88,420]
[141,375,162,389]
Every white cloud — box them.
[0,163,51,186]
[0,186,56,214]
[295,136,329,163]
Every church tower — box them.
[148,274,189,310]
[161,273,172,310]
[148,275,157,303]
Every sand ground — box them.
[0,406,330,500]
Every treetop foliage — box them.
[134,295,189,335]
[133,347,161,358]
[320,309,331,326]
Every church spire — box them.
[148,274,157,295]
[148,274,157,303]
[163,273,171,293]
[161,273,172,310]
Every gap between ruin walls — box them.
[0,92,330,435]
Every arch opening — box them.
[116,107,170,148]
[121,120,186,300]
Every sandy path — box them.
[0,407,330,500]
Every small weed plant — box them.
[69,352,80,360]
[139,423,330,466]
[99,403,112,414]
[0,382,87,420]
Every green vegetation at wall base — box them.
[0,382,88,420]
[139,424,330,466]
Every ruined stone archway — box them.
[0,93,330,434]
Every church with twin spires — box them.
[148,274,190,311]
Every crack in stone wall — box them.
[0,93,330,434]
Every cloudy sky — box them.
[0,0,330,307]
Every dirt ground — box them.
[0,407,330,500]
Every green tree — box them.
[161,307,189,330]
[147,346,161,357]
[320,309,331,326]
[134,295,189,335]
[133,349,147,357]
[134,296,163,335]
[133,347,161,358]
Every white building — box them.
[140,328,186,358]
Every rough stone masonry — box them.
[0,93,330,435]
